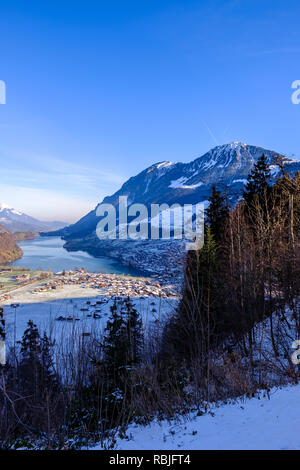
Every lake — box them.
[11,236,140,275]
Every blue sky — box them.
[1,0,300,222]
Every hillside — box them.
[46,142,300,241]
[96,384,300,450]
[14,231,39,241]
[0,225,23,264]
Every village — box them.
[0,266,181,337]
[0,268,180,342]
[0,266,51,302]
[31,268,180,299]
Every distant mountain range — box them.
[47,142,300,241]
[0,204,67,233]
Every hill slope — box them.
[0,225,23,264]
[95,384,300,450]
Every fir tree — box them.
[162,226,222,363]
[205,184,229,243]
[40,331,57,390]
[102,298,128,385]
[243,154,271,207]
[123,296,143,367]
[20,320,41,361]
[18,321,57,400]
[103,298,144,379]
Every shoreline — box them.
[13,236,153,279]
[0,268,181,303]
[62,236,185,284]
[30,269,180,299]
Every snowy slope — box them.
[96,384,300,450]
[2,291,178,346]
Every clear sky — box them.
[1,0,300,222]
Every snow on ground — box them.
[169,177,188,189]
[168,177,204,189]
[96,384,300,450]
[2,284,179,346]
[232,179,248,185]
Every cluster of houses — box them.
[32,270,179,298]
[0,267,50,295]
[0,268,34,300]
[12,273,30,282]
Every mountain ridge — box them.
[0,204,67,233]
[45,142,300,241]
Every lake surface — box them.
[11,236,139,275]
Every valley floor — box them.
[95,383,300,450]
[1,274,179,343]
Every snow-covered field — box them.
[96,384,300,450]
[2,284,179,346]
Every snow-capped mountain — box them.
[0,204,67,233]
[49,142,300,240]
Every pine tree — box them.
[103,298,144,379]
[243,154,271,207]
[18,321,57,400]
[18,320,42,401]
[102,298,128,385]
[40,331,57,390]
[124,296,143,367]
[20,320,41,361]
[162,226,222,363]
[205,185,229,243]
